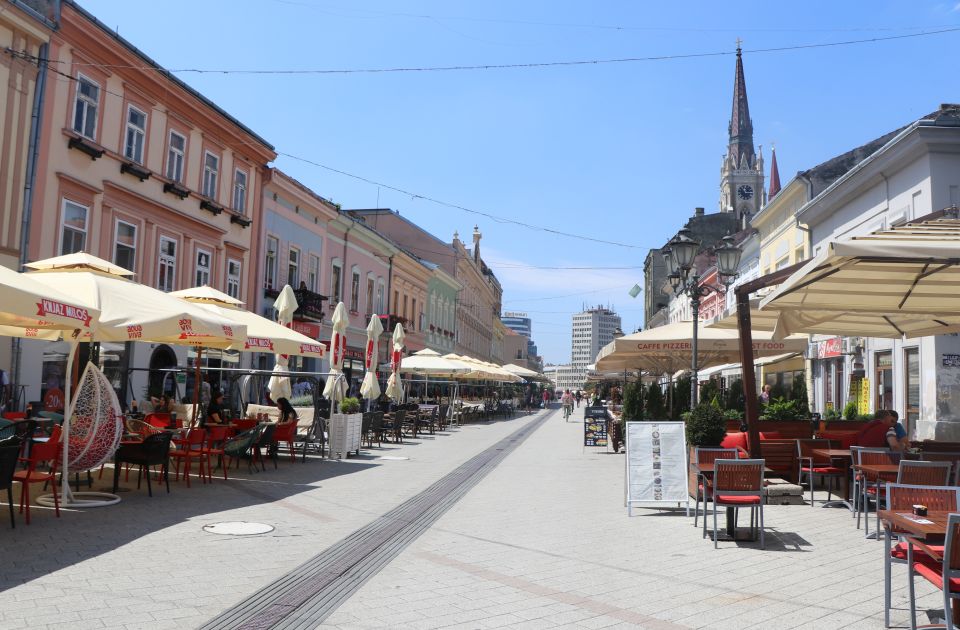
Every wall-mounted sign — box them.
[817,337,843,359]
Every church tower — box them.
[719,46,764,222]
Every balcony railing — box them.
[377,314,407,333]
[264,286,329,322]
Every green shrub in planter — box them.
[760,397,804,421]
[622,382,644,420]
[339,397,361,414]
[843,400,859,421]
[685,403,726,447]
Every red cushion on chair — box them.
[801,466,844,475]
[716,495,762,505]
[892,542,944,560]
[914,560,960,592]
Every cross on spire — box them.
[736,37,743,50]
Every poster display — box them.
[624,421,689,515]
[583,406,609,448]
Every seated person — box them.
[855,409,904,450]
[150,394,174,413]
[885,409,910,451]
[205,390,226,426]
[276,397,298,424]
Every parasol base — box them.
[36,492,121,508]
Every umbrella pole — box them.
[60,338,79,504]
[192,347,203,427]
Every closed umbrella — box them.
[268,285,298,402]
[323,302,349,405]
[385,323,405,403]
[360,314,384,403]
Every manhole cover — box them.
[203,521,274,536]
[376,456,409,461]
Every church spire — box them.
[768,145,781,199]
[727,45,755,170]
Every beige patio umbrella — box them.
[594,320,807,374]
[0,264,100,336]
[323,302,349,404]
[400,348,472,378]
[360,314,384,402]
[385,323,405,403]
[759,214,960,338]
[21,252,244,508]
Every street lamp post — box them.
[663,230,743,409]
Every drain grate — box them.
[203,522,275,536]
[201,410,551,630]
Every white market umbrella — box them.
[400,348,472,378]
[360,314,384,402]
[385,323,405,403]
[759,215,960,338]
[266,285,298,401]
[22,252,244,508]
[594,320,807,374]
[323,302,349,405]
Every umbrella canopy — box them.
[385,323,405,402]
[400,348,472,377]
[323,302,350,403]
[759,215,960,338]
[594,320,808,374]
[23,253,246,347]
[169,286,326,358]
[268,285,300,401]
[360,314,384,401]
[0,264,101,338]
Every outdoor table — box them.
[692,463,774,540]
[813,448,853,509]
[878,510,958,625]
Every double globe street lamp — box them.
[662,229,743,408]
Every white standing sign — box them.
[624,421,689,516]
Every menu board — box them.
[624,421,689,516]
[583,406,609,448]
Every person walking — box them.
[541,388,550,409]
[575,390,582,408]
[561,389,575,421]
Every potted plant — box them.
[340,397,361,414]
[759,397,803,421]
[685,402,727,448]
[330,397,363,459]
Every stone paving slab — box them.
[319,407,947,629]
[0,413,542,629]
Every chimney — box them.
[694,207,705,217]
[472,225,482,263]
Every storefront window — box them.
[876,351,893,411]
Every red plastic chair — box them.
[169,428,207,487]
[202,425,233,481]
[12,425,61,525]
[272,421,297,463]
[2,412,26,421]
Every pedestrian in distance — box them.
[561,389,575,421]
[575,390,582,408]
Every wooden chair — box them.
[711,459,766,549]
[906,513,960,630]
[898,460,952,486]
[796,438,845,507]
[692,447,738,535]
[858,449,902,537]
[882,484,960,628]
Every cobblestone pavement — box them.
[0,406,948,629]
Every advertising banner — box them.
[624,421,689,515]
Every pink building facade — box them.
[20,1,275,405]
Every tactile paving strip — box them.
[201,411,550,630]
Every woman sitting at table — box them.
[205,390,226,426]
[276,397,298,424]
[150,393,174,413]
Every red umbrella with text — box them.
[360,314,383,403]
[322,302,349,406]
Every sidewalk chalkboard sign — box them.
[584,406,608,447]
[624,421,689,516]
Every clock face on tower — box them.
[737,184,754,200]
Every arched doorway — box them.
[148,345,178,400]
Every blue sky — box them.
[81,0,960,364]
